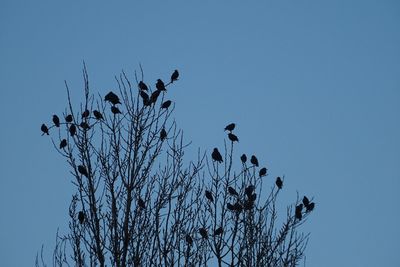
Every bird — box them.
[81,109,90,119]
[275,177,283,189]
[302,196,310,207]
[93,110,103,120]
[41,124,49,135]
[150,90,161,103]
[228,133,239,142]
[78,165,89,177]
[160,128,167,141]
[243,200,254,210]
[259,167,267,177]
[244,185,255,197]
[224,123,235,132]
[185,234,193,246]
[69,124,77,136]
[171,69,179,83]
[306,202,315,212]
[65,114,73,123]
[78,211,85,224]
[211,148,223,163]
[295,204,303,220]
[80,122,90,130]
[240,154,247,163]
[228,186,239,196]
[52,115,60,127]
[140,90,149,101]
[104,91,121,105]
[205,190,214,202]
[214,227,223,236]
[161,100,172,109]
[138,197,146,209]
[138,81,148,91]
[250,155,259,167]
[59,139,67,149]
[156,79,166,91]
[111,106,121,115]
[248,193,257,202]
[199,228,208,239]
[233,202,243,212]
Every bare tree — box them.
[38,65,315,267]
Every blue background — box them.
[1,1,399,266]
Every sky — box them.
[0,1,399,266]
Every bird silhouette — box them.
[111,106,121,115]
[78,165,89,177]
[41,124,49,135]
[306,202,315,212]
[160,128,167,141]
[80,122,90,130]
[244,185,255,197]
[302,196,310,207]
[138,81,148,91]
[224,123,235,132]
[69,124,77,136]
[275,177,283,189]
[52,115,60,127]
[243,200,254,210]
[259,167,267,177]
[78,211,85,224]
[138,197,146,209]
[65,114,73,123]
[104,91,121,105]
[214,227,223,236]
[250,155,259,167]
[156,79,166,91]
[199,228,208,239]
[81,109,90,119]
[295,204,303,220]
[59,139,67,149]
[228,133,239,142]
[228,186,239,196]
[161,100,172,109]
[248,193,257,202]
[205,190,214,202]
[185,234,193,246]
[211,148,223,163]
[233,202,243,212]
[150,90,161,103]
[140,90,149,101]
[240,154,247,163]
[93,110,103,120]
[171,70,179,83]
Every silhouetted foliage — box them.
[38,66,315,267]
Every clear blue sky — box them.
[0,1,399,266]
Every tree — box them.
[37,65,315,267]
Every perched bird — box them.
[156,79,166,91]
[111,106,122,115]
[161,100,172,109]
[171,69,179,83]
[275,177,283,189]
[302,196,310,207]
[78,165,89,177]
[306,202,315,212]
[160,128,167,141]
[205,190,214,202]
[228,186,239,196]
[240,154,247,163]
[140,90,149,101]
[211,148,223,163]
[233,202,243,212]
[81,109,90,119]
[185,234,193,246]
[295,204,303,220]
[248,193,257,202]
[250,155,259,167]
[224,123,235,132]
[214,227,223,236]
[243,200,254,210]
[93,110,103,120]
[59,139,67,149]
[150,90,161,103]
[41,124,49,135]
[244,185,255,197]
[138,197,146,209]
[78,211,85,224]
[143,97,151,106]
[259,167,267,177]
[228,133,239,142]
[65,114,73,123]
[199,228,208,239]
[80,122,90,130]
[69,124,77,136]
[104,91,121,105]
[138,81,148,91]
[52,115,60,127]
